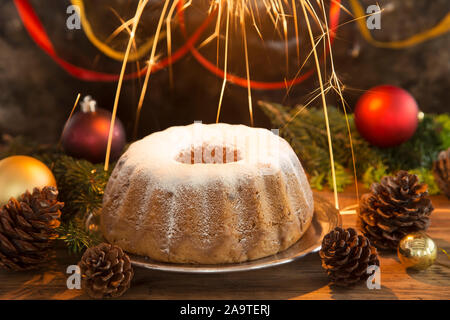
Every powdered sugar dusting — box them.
[101,123,314,264]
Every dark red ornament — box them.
[354,85,419,148]
[61,96,126,163]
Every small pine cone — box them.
[359,171,434,250]
[319,227,379,287]
[0,186,63,271]
[433,148,450,198]
[79,243,134,299]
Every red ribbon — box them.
[13,0,341,89]
[13,0,212,81]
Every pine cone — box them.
[433,148,450,198]
[0,186,63,271]
[359,171,434,250]
[319,227,379,287]
[79,243,134,299]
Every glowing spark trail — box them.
[59,93,81,149]
[216,6,231,124]
[134,0,171,138]
[319,0,359,205]
[241,1,254,126]
[299,0,338,209]
[105,0,148,171]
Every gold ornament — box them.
[0,155,56,206]
[397,232,437,270]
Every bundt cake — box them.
[101,123,314,264]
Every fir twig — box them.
[57,220,101,254]
[51,155,111,220]
[258,101,446,193]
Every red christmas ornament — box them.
[354,85,419,148]
[61,96,126,163]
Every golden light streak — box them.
[166,0,181,89]
[59,93,81,149]
[107,9,144,91]
[71,0,153,62]
[319,0,359,205]
[285,32,326,97]
[241,1,254,127]
[134,0,171,138]
[215,1,224,66]
[104,0,148,171]
[216,7,231,124]
[209,0,294,124]
[276,0,289,74]
[300,0,339,209]
[104,15,134,43]
[106,8,145,140]
[291,0,300,64]
[283,84,332,129]
[248,0,263,40]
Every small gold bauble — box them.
[0,155,57,206]
[397,232,437,270]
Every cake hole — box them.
[175,144,243,164]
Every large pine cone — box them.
[0,186,63,271]
[319,227,379,287]
[433,148,450,198]
[359,171,434,250]
[79,243,134,299]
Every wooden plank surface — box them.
[0,190,449,300]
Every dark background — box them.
[0,0,449,144]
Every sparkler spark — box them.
[104,0,148,171]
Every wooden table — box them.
[0,190,449,300]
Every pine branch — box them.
[57,219,102,254]
[374,115,442,171]
[435,114,450,150]
[51,155,111,220]
[327,163,353,192]
[258,101,380,187]
[259,101,444,193]
[362,161,389,188]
